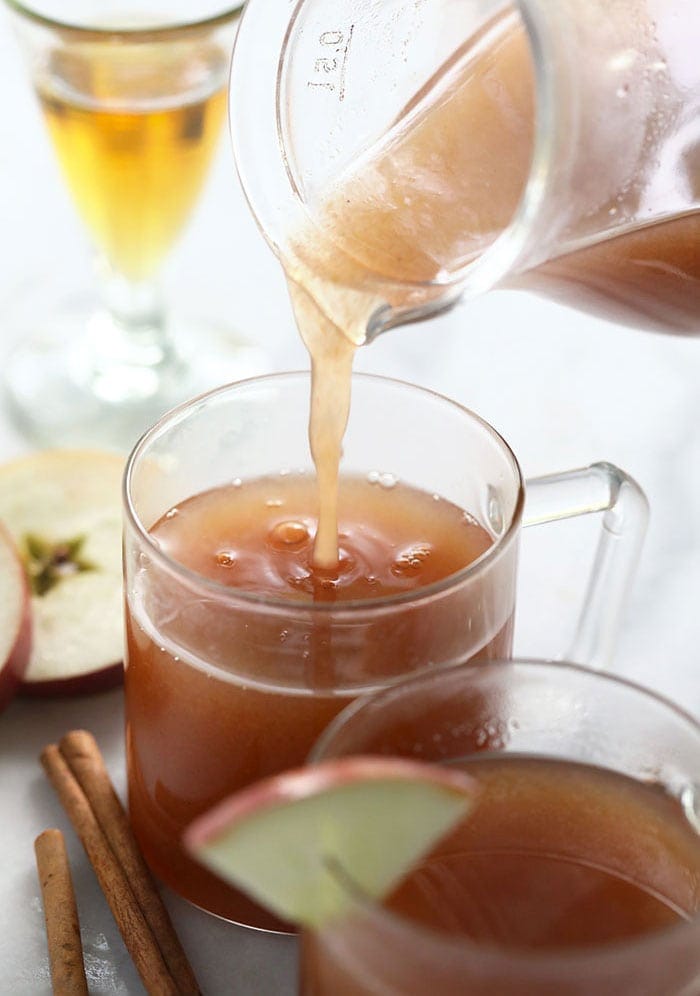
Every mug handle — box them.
[523,462,649,670]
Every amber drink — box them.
[124,374,646,929]
[123,373,523,929]
[304,661,700,995]
[39,44,228,281]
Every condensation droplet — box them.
[279,629,289,644]
[488,490,505,534]
[681,783,700,833]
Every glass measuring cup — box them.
[230,0,700,340]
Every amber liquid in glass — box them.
[302,757,700,995]
[125,474,512,928]
[38,44,228,280]
[389,757,698,944]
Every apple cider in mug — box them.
[125,471,512,928]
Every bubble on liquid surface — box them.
[216,550,237,568]
[165,507,179,519]
[232,478,242,488]
[367,470,398,489]
[391,543,433,577]
[268,519,310,550]
[266,498,284,508]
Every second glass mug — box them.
[303,660,700,995]
[230,0,700,340]
[122,371,647,931]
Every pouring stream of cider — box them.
[282,11,699,568]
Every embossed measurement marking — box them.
[307,25,354,100]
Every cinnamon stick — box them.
[41,743,180,996]
[34,829,88,996]
[58,730,201,996]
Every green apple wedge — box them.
[185,756,479,928]
[0,449,124,696]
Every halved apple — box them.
[0,522,32,712]
[0,450,124,696]
[186,756,479,928]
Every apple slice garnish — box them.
[0,522,32,713]
[0,450,124,696]
[185,756,479,927]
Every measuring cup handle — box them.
[523,462,649,670]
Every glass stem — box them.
[85,259,181,403]
[99,261,170,364]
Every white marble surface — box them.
[1,7,700,995]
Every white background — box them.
[1,6,699,994]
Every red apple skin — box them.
[185,756,480,854]
[0,448,124,701]
[0,526,32,714]
[19,659,123,698]
[0,583,32,713]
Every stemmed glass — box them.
[3,0,262,449]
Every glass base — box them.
[2,294,267,451]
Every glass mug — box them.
[230,0,700,339]
[304,660,700,996]
[122,372,647,930]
